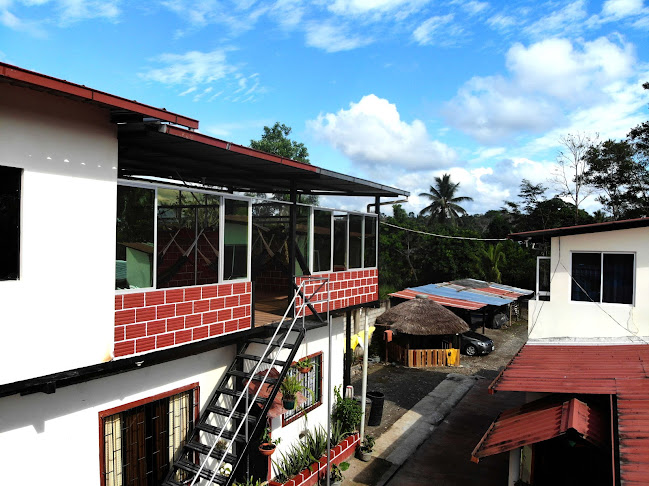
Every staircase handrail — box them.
[190,276,329,485]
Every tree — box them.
[249,122,317,205]
[584,139,646,219]
[482,242,506,283]
[250,122,309,163]
[628,82,649,166]
[552,132,597,224]
[418,173,473,225]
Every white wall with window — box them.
[0,346,234,486]
[0,83,118,385]
[528,227,649,341]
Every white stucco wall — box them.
[0,345,234,486]
[529,227,649,341]
[0,84,118,384]
[267,317,345,478]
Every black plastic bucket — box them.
[367,391,385,426]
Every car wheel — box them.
[465,344,477,356]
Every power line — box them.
[380,221,508,241]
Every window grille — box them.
[283,353,322,424]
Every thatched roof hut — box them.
[376,296,470,335]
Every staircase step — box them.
[247,337,297,348]
[195,422,249,443]
[217,387,268,404]
[227,369,279,384]
[206,405,258,422]
[185,439,238,464]
[236,353,287,367]
[173,458,230,484]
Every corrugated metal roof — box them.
[488,343,649,485]
[388,288,486,310]
[472,397,607,462]
[509,217,649,241]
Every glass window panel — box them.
[333,215,347,272]
[571,253,601,302]
[313,210,332,273]
[364,216,377,268]
[157,189,219,288]
[295,206,311,276]
[349,215,363,269]
[224,198,249,280]
[0,166,21,281]
[116,185,154,290]
[603,254,634,304]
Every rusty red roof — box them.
[472,397,608,462]
[488,344,649,485]
[509,217,649,241]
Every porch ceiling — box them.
[118,123,409,198]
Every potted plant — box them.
[328,462,349,486]
[356,435,375,462]
[296,357,314,374]
[258,427,280,456]
[281,375,311,410]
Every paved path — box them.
[346,371,526,486]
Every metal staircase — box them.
[163,277,329,486]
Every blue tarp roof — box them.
[408,281,532,307]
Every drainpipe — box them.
[360,311,369,442]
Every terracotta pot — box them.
[298,366,312,374]
[259,443,276,456]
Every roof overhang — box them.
[472,397,608,462]
[509,217,649,242]
[0,62,198,129]
[118,123,409,197]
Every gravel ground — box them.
[350,317,528,441]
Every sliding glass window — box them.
[349,215,363,269]
[224,199,249,280]
[313,210,332,273]
[116,185,155,290]
[156,189,220,289]
[295,206,311,276]
[364,216,377,268]
[333,215,348,272]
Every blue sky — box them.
[2,0,649,216]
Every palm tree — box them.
[418,174,473,224]
[483,242,506,283]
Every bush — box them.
[331,386,362,434]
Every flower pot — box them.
[283,398,296,410]
[356,449,372,462]
[259,443,276,456]
[298,366,312,374]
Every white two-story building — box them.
[472,219,649,486]
[0,62,408,486]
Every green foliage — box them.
[260,427,280,446]
[329,462,350,482]
[331,386,362,434]
[272,426,331,483]
[418,173,473,225]
[360,435,375,453]
[482,242,506,283]
[281,375,312,400]
[234,478,268,486]
[250,122,310,163]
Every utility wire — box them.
[380,221,508,241]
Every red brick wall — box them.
[114,282,251,358]
[296,269,378,315]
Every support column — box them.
[374,196,380,302]
[344,310,352,389]
[508,448,521,485]
[288,180,297,316]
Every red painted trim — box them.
[0,62,199,129]
[98,382,199,486]
[163,125,318,173]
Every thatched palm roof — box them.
[376,297,470,335]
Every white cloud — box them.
[327,0,429,18]
[457,0,489,16]
[523,0,587,38]
[602,0,645,19]
[412,14,461,46]
[486,13,517,32]
[444,36,640,144]
[308,94,457,171]
[304,21,373,52]
[141,49,236,85]
[161,0,267,34]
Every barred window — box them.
[283,353,322,425]
[101,386,198,486]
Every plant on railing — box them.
[295,356,315,374]
[331,385,362,435]
[259,427,281,456]
[281,375,313,410]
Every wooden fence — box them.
[387,342,460,367]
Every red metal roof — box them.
[474,286,523,299]
[489,344,649,485]
[388,288,486,310]
[0,62,199,129]
[472,397,607,462]
[509,217,649,241]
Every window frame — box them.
[282,352,323,426]
[98,383,199,486]
[0,165,22,281]
[570,251,635,305]
[116,180,251,294]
